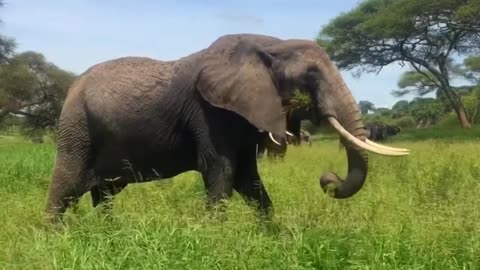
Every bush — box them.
[393,116,416,129]
[436,113,459,128]
[19,127,45,143]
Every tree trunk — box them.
[441,86,471,129]
[450,94,471,129]
[416,120,423,129]
[457,108,471,128]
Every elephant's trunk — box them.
[319,92,369,198]
[310,54,410,197]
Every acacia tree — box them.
[358,100,375,115]
[317,0,480,128]
[391,100,410,118]
[0,51,76,134]
[408,97,445,127]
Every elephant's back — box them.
[68,57,175,122]
[78,56,175,99]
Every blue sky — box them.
[1,0,419,108]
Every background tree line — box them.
[357,54,480,129]
[0,0,76,142]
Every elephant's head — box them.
[196,34,409,198]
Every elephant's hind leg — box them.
[44,150,94,223]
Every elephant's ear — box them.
[195,39,286,135]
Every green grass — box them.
[394,125,480,142]
[1,136,480,269]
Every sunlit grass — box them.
[0,136,479,269]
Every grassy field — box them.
[1,134,480,269]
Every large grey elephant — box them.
[44,33,410,222]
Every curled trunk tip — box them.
[320,146,368,198]
[319,115,369,198]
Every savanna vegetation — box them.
[1,134,479,269]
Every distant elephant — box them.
[256,131,289,159]
[257,106,318,159]
[366,123,401,141]
[44,33,409,223]
[299,129,312,147]
[285,106,319,145]
[282,129,312,146]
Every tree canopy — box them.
[463,55,480,83]
[358,100,376,115]
[318,0,480,72]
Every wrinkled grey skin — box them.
[44,33,368,223]
[366,123,401,141]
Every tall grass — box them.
[0,137,479,269]
[394,125,480,142]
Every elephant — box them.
[256,131,294,159]
[256,132,287,159]
[299,129,312,147]
[366,123,401,141]
[44,33,410,223]
[257,128,312,159]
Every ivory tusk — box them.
[285,131,294,136]
[365,139,410,152]
[269,132,281,146]
[327,117,410,156]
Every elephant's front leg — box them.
[234,148,273,219]
[201,155,236,213]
